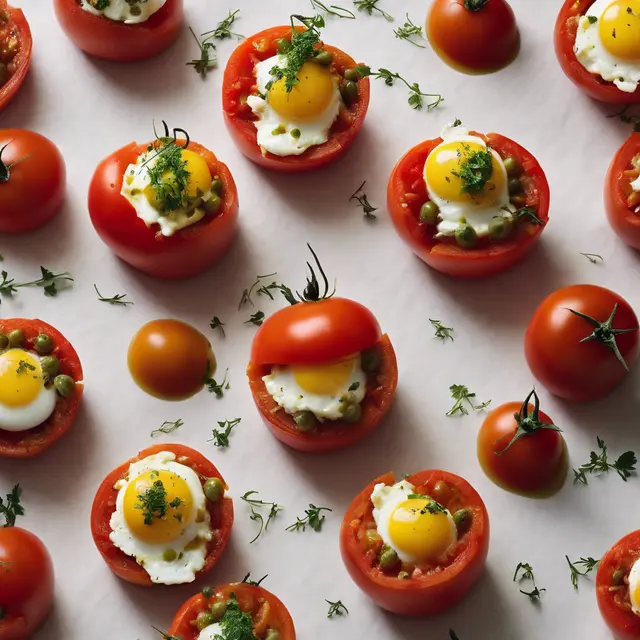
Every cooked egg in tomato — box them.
[79,0,166,24]
[575,0,640,93]
[246,55,342,157]
[425,122,511,239]
[109,452,213,585]
[0,349,57,432]
[371,480,457,563]
[198,624,223,640]
[628,558,640,615]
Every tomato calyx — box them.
[0,140,29,183]
[568,303,639,372]
[295,244,336,303]
[496,389,561,455]
[464,0,491,11]
[151,625,180,640]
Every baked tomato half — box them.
[90,443,234,587]
[222,19,370,172]
[0,319,83,459]
[387,125,549,278]
[340,470,489,616]
[88,126,239,279]
[597,530,640,640]
[168,581,296,639]
[426,0,519,74]
[0,0,31,113]
[477,389,567,496]
[0,130,66,233]
[605,133,640,250]
[53,0,183,62]
[525,285,639,402]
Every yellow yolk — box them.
[600,0,640,60]
[0,350,43,407]
[425,141,505,207]
[388,498,456,561]
[123,469,193,544]
[268,61,335,122]
[292,358,356,395]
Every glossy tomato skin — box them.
[53,0,183,62]
[90,444,234,586]
[0,527,54,640]
[387,133,549,277]
[0,2,32,113]
[340,470,489,616]
[427,0,519,74]
[222,26,370,172]
[554,0,640,103]
[605,134,640,250]
[169,583,296,639]
[88,139,239,279]
[0,130,66,233]
[597,530,640,640]
[525,285,640,402]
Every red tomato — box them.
[0,527,54,640]
[222,25,370,172]
[554,0,640,103]
[525,285,640,402]
[88,138,239,279]
[168,582,296,639]
[597,530,640,640]
[477,390,567,496]
[52,0,183,62]
[340,470,490,616]
[0,130,66,233]
[0,319,83,459]
[90,443,234,586]
[426,0,519,74]
[387,132,549,278]
[0,1,31,113]
[605,133,640,250]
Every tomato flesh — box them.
[0,1,31,112]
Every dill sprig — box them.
[394,14,426,47]
[566,555,599,590]
[453,144,494,195]
[241,490,283,543]
[134,479,183,526]
[286,504,332,532]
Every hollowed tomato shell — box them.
[0,2,32,112]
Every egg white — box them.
[628,557,640,615]
[198,622,223,640]
[79,0,166,24]
[109,451,213,585]
[246,54,343,157]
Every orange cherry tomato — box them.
[427,0,519,74]
[0,0,31,113]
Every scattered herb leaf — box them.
[514,562,545,602]
[326,599,349,618]
[209,316,226,337]
[353,0,393,21]
[310,0,355,18]
[446,384,491,417]
[286,504,332,532]
[581,252,604,264]
[350,180,378,219]
[566,555,600,590]
[573,437,636,484]
[245,311,265,326]
[430,319,454,341]
[241,490,284,543]
[239,273,278,309]
[150,419,184,437]
[204,366,230,398]
[0,266,73,300]
[186,27,217,77]
[94,284,133,306]
[201,9,243,41]
[394,14,426,47]
[0,485,24,527]
[210,418,241,448]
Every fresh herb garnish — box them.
[446,384,491,416]
[430,319,454,342]
[241,490,284,543]
[210,418,241,448]
[587,14,598,23]
[187,28,217,77]
[514,562,545,602]
[214,595,255,638]
[245,311,265,326]
[581,252,604,264]
[16,360,36,376]
[239,273,278,309]
[242,572,268,586]
[204,366,230,398]
[353,0,393,21]
[326,599,349,618]
[566,555,599,589]
[452,144,494,195]
[256,281,298,306]
[150,419,184,437]
[310,0,355,18]
[134,480,183,526]
[286,504,332,532]
[201,9,243,40]
[0,485,24,527]
[348,382,360,391]
[350,181,378,219]
[210,316,226,336]
[94,284,133,306]
[573,437,636,484]
[0,266,73,300]
[394,14,426,47]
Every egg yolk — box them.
[123,469,193,544]
[388,498,455,561]
[292,358,355,395]
[599,0,640,60]
[0,350,43,407]
[268,61,335,122]
[425,141,505,206]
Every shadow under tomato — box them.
[0,60,39,127]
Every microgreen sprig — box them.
[256,281,298,306]
[310,0,355,18]
[566,555,599,590]
[353,0,393,21]
[210,316,226,336]
[286,504,332,532]
[446,384,491,417]
[581,252,604,264]
[430,319,454,342]
[201,9,243,41]
[394,14,426,47]
[326,600,349,618]
[204,366,230,398]
[0,266,73,301]
[514,562,545,602]
[241,491,283,543]
[94,284,133,306]
[150,419,184,437]
[210,418,241,448]
[187,28,217,77]
[0,485,24,527]
[239,273,278,309]
[573,437,636,485]
[245,311,265,327]
[350,181,378,219]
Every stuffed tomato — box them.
[387,121,549,278]
[53,0,183,62]
[555,0,640,103]
[88,123,239,279]
[222,15,370,172]
[340,470,489,616]
[90,444,233,587]
[0,0,31,112]
[0,319,83,459]
[168,582,296,639]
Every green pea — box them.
[196,611,215,631]
[53,375,75,398]
[7,330,24,348]
[344,67,361,82]
[419,201,440,225]
[202,586,214,599]
[342,404,362,423]
[276,38,291,54]
[294,410,318,432]
[455,224,477,249]
[204,477,225,503]
[210,600,228,621]
[379,545,399,572]
[0,334,8,350]
[453,509,472,537]
[397,571,410,580]
[508,177,523,196]
[612,569,625,586]
[340,81,359,107]
[361,348,381,375]
[488,216,514,241]
[203,194,221,214]
[314,50,333,66]
[211,179,223,196]
[162,548,177,562]
[40,355,60,380]
[0,63,8,87]
[265,630,281,640]
[34,334,54,354]
[503,156,522,177]
[290,128,301,140]
[271,124,286,136]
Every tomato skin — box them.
[0,130,66,233]
[88,139,239,279]
[605,134,640,250]
[340,470,489,616]
[597,530,640,640]
[222,26,370,173]
[525,285,640,402]
[90,443,234,587]
[0,527,54,640]
[426,0,519,74]
[53,0,183,62]
[168,583,296,639]
[0,2,31,113]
